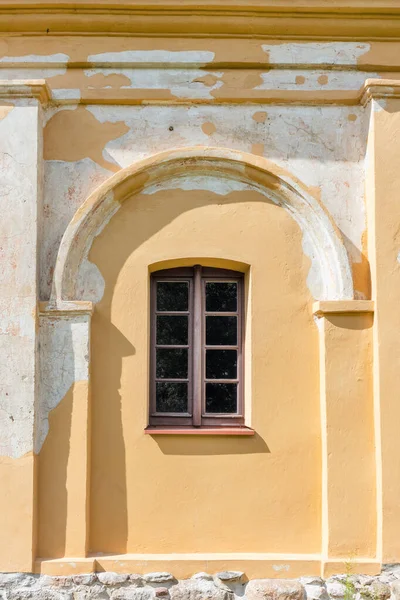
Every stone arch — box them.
[50,146,354,303]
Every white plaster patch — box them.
[36,315,90,453]
[84,104,367,265]
[0,53,69,65]
[255,70,378,92]
[76,259,105,304]
[87,49,215,66]
[396,251,400,263]
[0,67,67,79]
[51,88,81,101]
[84,67,224,99]
[0,105,40,458]
[41,158,112,300]
[262,42,370,65]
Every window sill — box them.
[145,426,255,436]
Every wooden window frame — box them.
[148,265,246,431]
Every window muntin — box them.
[150,266,244,428]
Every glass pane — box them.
[156,348,188,379]
[205,383,237,413]
[206,282,237,312]
[157,281,188,312]
[206,350,237,379]
[157,315,188,345]
[206,316,237,346]
[156,382,188,413]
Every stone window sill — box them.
[145,426,255,436]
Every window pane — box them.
[157,281,188,312]
[156,382,188,413]
[206,282,237,312]
[157,315,188,345]
[206,349,237,379]
[205,383,237,413]
[206,316,237,346]
[156,348,188,379]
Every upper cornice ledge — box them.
[360,78,400,106]
[0,79,51,105]
[2,1,400,39]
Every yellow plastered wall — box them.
[70,185,322,555]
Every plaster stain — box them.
[252,111,267,123]
[44,106,129,172]
[194,73,220,87]
[85,72,132,89]
[318,75,329,85]
[348,113,358,121]
[296,75,306,85]
[202,122,216,136]
[0,105,13,121]
[251,143,264,156]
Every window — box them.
[148,265,246,430]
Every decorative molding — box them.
[1,2,400,39]
[313,300,374,316]
[0,79,51,105]
[39,300,94,316]
[145,427,255,436]
[360,78,400,106]
[50,146,354,305]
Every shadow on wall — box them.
[87,185,305,555]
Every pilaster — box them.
[313,301,377,576]
[0,80,49,571]
[363,79,400,563]
[37,302,93,560]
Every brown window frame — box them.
[149,265,245,429]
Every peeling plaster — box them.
[255,70,378,92]
[0,53,69,65]
[83,67,224,99]
[83,104,367,263]
[86,50,215,66]
[36,316,90,453]
[262,42,371,65]
[41,158,112,299]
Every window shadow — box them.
[150,431,270,455]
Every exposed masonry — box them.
[2,568,400,600]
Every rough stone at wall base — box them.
[0,569,399,600]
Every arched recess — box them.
[50,146,354,303]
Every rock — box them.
[170,578,232,600]
[392,581,400,599]
[39,577,72,588]
[303,584,329,600]
[129,576,144,587]
[155,588,169,597]
[191,574,213,582]
[300,580,325,588]
[144,575,175,585]
[215,572,244,583]
[0,573,37,588]
[72,584,109,600]
[359,583,391,600]
[9,588,72,600]
[97,573,129,586]
[246,579,305,600]
[110,587,154,600]
[326,582,346,600]
[72,575,98,586]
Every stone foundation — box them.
[2,568,400,600]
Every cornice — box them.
[2,2,400,39]
[0,79,51,104]
[360,78,400,106]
